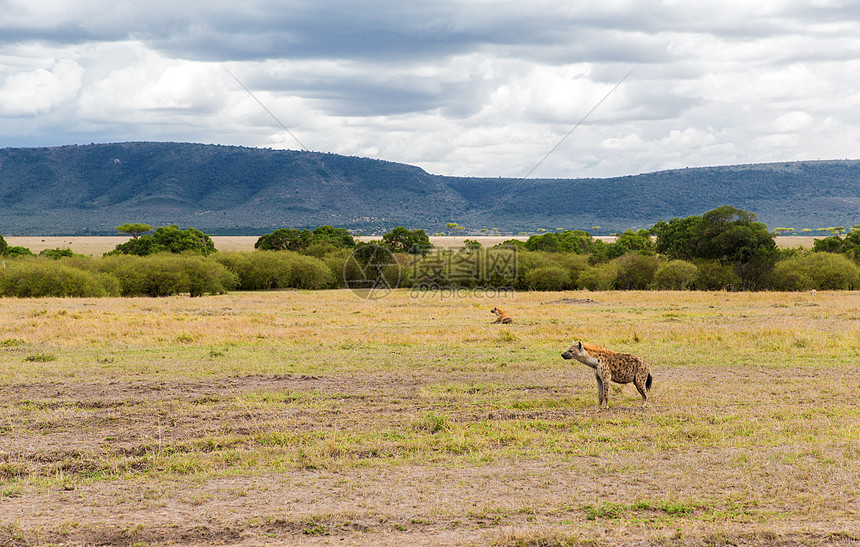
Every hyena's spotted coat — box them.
[561,341,653,409]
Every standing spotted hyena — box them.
[561,341,653,409]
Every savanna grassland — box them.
[1,289,859,546]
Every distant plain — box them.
[5,235,819,256]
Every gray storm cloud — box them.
[1,0,859,177]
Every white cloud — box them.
[1,1,860,178]
[0,58,82,116]
[773,111,814,132]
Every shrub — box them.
[514,251,562,290]
[4,246,35,257]
[553,253,590,287]
[319,248,352,288]
[522,266,572,291]
[302,241,341,259]
[692,261,741,291]
[0,258,120,297]
[578,262,619,291]
[524,230,594,253]
[214,251,294,291]
[797,252,859,290]
[108,225,216,256]
[39,248,78,260]
[614,253,660,290]
[769,260,813,291]
[653,260,698,290]
[404,252,449,288]
[97,254,235,296]
[399,247,518,289]
[181,255,239,297]
[214,251,333,290]
[97,255,180,296]
[341,243,401,291]
[288,254,335,289]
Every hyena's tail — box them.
[645,373,653,391]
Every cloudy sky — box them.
[1,0,858,178]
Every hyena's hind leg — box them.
[634,371,653,407]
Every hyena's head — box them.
[490,306,501,315]
[561,340,586,360]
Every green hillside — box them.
[0,142,858,235]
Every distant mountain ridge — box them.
[1,142,858,235]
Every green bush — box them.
[653,260,698,290]
[524,230,594,253]
[214,251,294,290]
[578,262,619,291]
[97,254,235,296]
[522,266,572,291]
[404,252,447,288]
[39,248,78,260]
[288,253,335,289]
[796,252,859,290]
[302,241,341,259]
[181,255,239,297]
[514,251,563,290]
[319,248,352,288]
[769,260,813,291]
[214,251,333,291]
[614,253,660,290]
[108,225,216,256]
[553,253,590,287]
[4,246,35,257]
[692,261,741,291]
[0,258,120,297]
[402,247,519,289]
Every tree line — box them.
[1,206,859,297]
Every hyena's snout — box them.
[561,351,573,359]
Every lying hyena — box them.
[490,306,513,324]
[561,341,653,409]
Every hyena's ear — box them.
[577,341,583,351]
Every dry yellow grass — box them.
[1,289,859,546]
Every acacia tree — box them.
[115,223,153,239]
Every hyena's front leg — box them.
[594,371,609,409]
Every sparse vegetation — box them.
[0,290,858,545]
